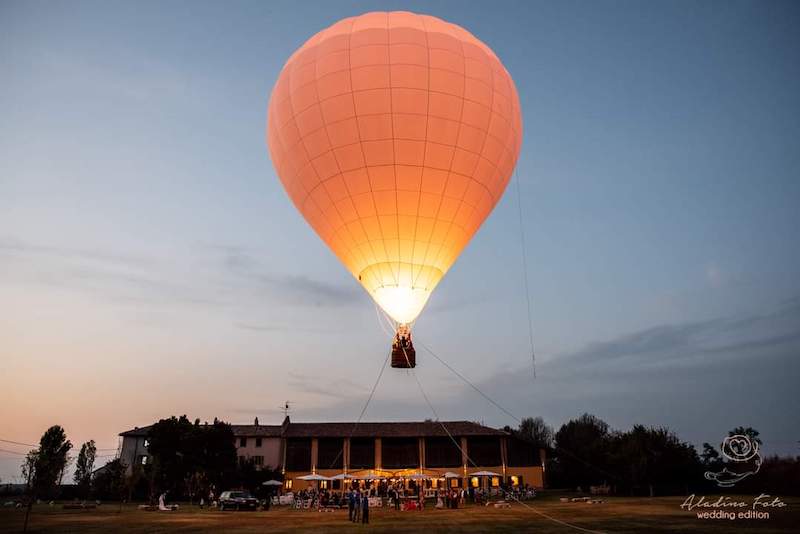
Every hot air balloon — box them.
[267,11,522,368]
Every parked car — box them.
[218,491,258,511]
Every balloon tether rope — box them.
[514,167,537,379]
[323,342,390,471]
[397,335,602,533]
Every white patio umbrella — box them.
[330,473,354,480]
[262,480,283,486]
[468,471,501,477]
[441,472,460,479]
[361,473,384,481]
[298,474,331,481]
[468,470,501,491]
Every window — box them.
[143,439,150,448]
[471,477,479,488]
[320,480,328,489]
[137,455,148,465]
[317,438,344,469]
[467,437,501,466]
[349,438,375,469]
[491,477,500,487]
[285,439,312,471]
[239,437,247,447]
[506,437,540,467]
[255,437,262,447]
[425,437,461,467]
[253,455,264,466]
[381,437,419,469]
[450,478,460,488]
[509,475,522,487]
[284,480,293,490]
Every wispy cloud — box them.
[1,237,363,311]
[256,272,363,307]
[0,236,149,268]
[211,244,364,308]
[297,298,800,455]
[285,371,370,400]
[544,297,800,374]
[1,236,223,308]
[236,323,337,334]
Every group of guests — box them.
[504,484,536,501]
[346,490,371,524]
[294,479,538,518]
[472,488,490,505]
[435,488,466,509]
[386,487,403,510]
[293,488,326,508]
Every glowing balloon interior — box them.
[267,11,522,326]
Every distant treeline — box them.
[12,414,800,503]
[506,414,800,496]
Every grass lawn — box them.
[1,494,797,533]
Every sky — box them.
[1,0,799,482]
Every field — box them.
[1,494,797,533]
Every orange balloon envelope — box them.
[267,11,522,325]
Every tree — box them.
[552,414,613,490]
[127,462,150,502]
[21,451,38,489]
[146,416,237,500]
[74,440,96,498]
[185,471,207,504]
[195,419,237,491]
[518,417,554,450]
[735,454,800,496]
[700,443,722,470]
[728,426,761,445]
[147,415,195,499]
[611,425,701,497]
[21,426,72,532]
[25,426,72,498]
[92,459,128,510]
[236,458,282,498]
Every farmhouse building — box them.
[119,417,545,490]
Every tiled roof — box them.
[231,425,282,437]
[119,424,281,438]
[119,425,152,437]
[120,420,506,439]
[283,421,507,438]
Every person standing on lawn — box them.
[347,489,355,522]
[352,490,361,523]
[361,492,369,524]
